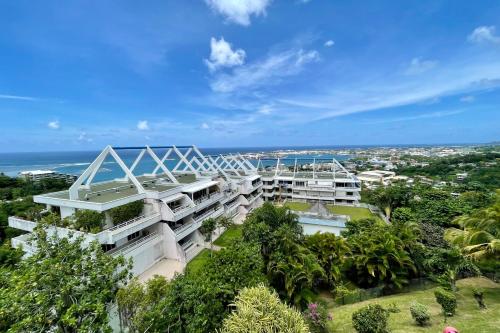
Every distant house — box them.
[456,172,468,181]
[356,170,397,188]
[18,170,77,184]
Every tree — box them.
[445,191,500,263]
[0,224,131,332]
[200,217,217,255]
[370,183,411,220]
[305,232,350,287]
[219,285,309,333]
[217,215,234,233]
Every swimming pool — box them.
[298,215,347,235]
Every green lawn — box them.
[326,205,382,222]
[324,277,500,333]
[214,225,243,247]
[284,201,312,212]
[185,249,212,275]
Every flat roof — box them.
[182,180,218,193]
[41,173,198,204]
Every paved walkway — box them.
[138,258,184,282]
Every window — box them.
[127,231,140,241]
[347,192,353,196]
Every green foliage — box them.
[351,304,389,333]
[472,287,486,309]
[434,287,457,317]
[341,218,381,238]
[116,276,170,332]
[345,223,416,288]
[305,232,350,287]
[0,174,70,201]
[109,200,144,225]
[0,224,131,332]
[122,242,265,333]
[219,285,309,333]
[409,302,430,326]
[200,217,217,242]
[0,243,23,268]
[71,209,105,232]
[445,191,500,263]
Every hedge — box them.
[109,200,144,225]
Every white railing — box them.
[174,223,195,235]
[171,203,192,214]
[225,201,240,211]
[108,214,146,231]
[110,232,159,256]
[194,208,218,222]
[193,192,220,205]
[181,240,194,251]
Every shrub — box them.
[352,304,389,333]
[434,287,457,317]
[472,287,486,309]
[72,209,104,232]
[109,200,144,225]
[409,302,430,326]
[303,302,332,333]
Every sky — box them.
[0,0,499,152]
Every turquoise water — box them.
[298,216,347,228]
[0,146,351,181]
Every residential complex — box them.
[258,158,361,205]
[18,170,77,183]
[9,145,263,277]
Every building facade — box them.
[9,145,263,277]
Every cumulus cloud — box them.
[78,132,93,142]
[324,40,335,47]
[205,0,271,26]
[468,26,500,44]
[404,57,438,75]
[48,120,60,129]
[257,105,273,115]
[204,37,246,72]
[210,48,319,93]
[201,122,210,129]
[137,120,149,130]
[460,95,475,103]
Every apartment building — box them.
[18,170,77,183]
[9,145,263,277]
[258,158,361,205]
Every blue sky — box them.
[0,0,499,152]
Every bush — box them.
[409,302,430,326]
[434,287,457,317]
[72,209,104,232]
[109,200,144,225]
[472,287,486,309]
[352,304,389,333]
[303,302,332,333]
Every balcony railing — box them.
[108,214,146,231]
[193,207,218,222]
[171,203,192,214]
[193,192,222,205]
[110,232,160,256]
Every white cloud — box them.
[460,95,475,103]
[257,105,273,115]
[204,37,246,72]
[0,94,37,101]
[137,120,149,131]
[404,57,438,75]
[210,48,319,93]
[48,120,60,129]
[324,40,335,47]
[201,122,210,129]
[205,0,271,26]
[78,132,93,142]
[366,110,465,124]
[468,26,500,44]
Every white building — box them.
[258,157,361,205]
[9,145,263,277]
[18,170,77,183]
[356,170,398,188]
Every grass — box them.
[214,225,243,247]
[284,201,312,212]
[326,205,382,222]
[185,249,211,275]
[323,277,500,333]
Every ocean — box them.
[0,146,352,182]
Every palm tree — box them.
[445,192,500,261]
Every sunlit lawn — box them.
[185,249,211,275]
[324,277,500,333]
[284,201,311,211]
[214,225,243,247]
[326,205,382,222]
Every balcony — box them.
[193,192,224,211]
[109,232,161,257]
